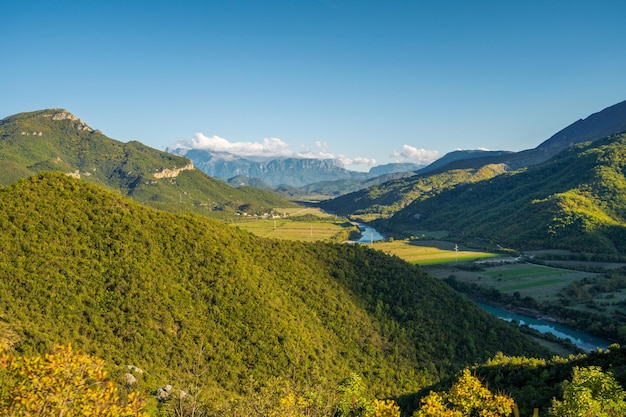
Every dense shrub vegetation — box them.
[3,344,625,416]
[0,172,549,413]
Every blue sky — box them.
[3,1,626,170]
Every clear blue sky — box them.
[3,1,626,170]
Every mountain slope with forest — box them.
[384,133,626,255]
[318,164,507,218]
[0,172,549,405]
[319,100,626,224]
[0,109,295,216]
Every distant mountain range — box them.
[170,100,626,197]
[168,147,424,188]
[0,109,295,216]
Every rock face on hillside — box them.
[152,162,194,178]
[49,110,94,132]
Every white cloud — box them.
[338,156,377,166]
[183,133,292,157]
[177,133,377,168]
[394,145,440,164]
[297,141,335,159]
[315,141,330,153]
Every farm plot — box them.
[231,218,347,242]
[426,263,599,302]
[373,240,501,265]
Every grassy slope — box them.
[0,173,549,402]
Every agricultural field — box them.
[229,207,351,242]
[371,239,502,265]
[274,207,332,217]
[424,262,600,303]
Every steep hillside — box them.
[0,109,295,216]
[385,134,626,255]
[0,173,548,403]
[415,149,513,175]
[318,164,507,218]
[537,100,626,151]
[320,100,626,229]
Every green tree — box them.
[336,373,374,417]
[549,366,626,417]
[413,368,514,417]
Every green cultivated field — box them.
[234,216,504,263]
[425,263,599,302]
[231,218,345,241]
[230,207,348,242]
[371,240,501,265]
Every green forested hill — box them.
[0,109,295,216]
[385,134,626,255]
[318,163,507,218]
[0,173,548,407]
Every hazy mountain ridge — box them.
[0,109,295,215]
[538,100,626,151]
[173,99,626,196]
[415,100,626,174]
[169,147,424,189]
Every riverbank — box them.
[475,301,611,353]
[349,222,385,243]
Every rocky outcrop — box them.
[153,162,194,179]
[123,373,137,385]
[50,111,93,132]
